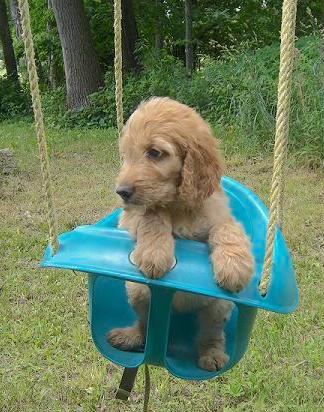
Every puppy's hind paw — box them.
[107,326,145,351]
[198,349,229,372]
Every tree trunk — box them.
[185,0,193,76]
[9,0,22,40]
[0,0,19,82]
[47,0,56,88]
[46,0,61,88]
[9,0,45,84]
[51,0,103,109]
[154,0,163,57]
[121,0,140,72]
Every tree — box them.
[46,0,62,88]
[0,0,19,82]
[51,0,103,109]
[185,0,193,75]
[121,0,140,72]
[9,0,22,40]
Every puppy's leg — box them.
[132,210,174,279]
[209,218,254,292]
[197,299,233,371]
[108,282,150,350]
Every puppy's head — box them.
[116,97,223,209]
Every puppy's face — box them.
[117,131,182,207]
[116,98,223,208]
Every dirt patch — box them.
[0,148,18,176]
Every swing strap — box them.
[260,0,298,294]
[115,366,151,412]
[116,367,139,401]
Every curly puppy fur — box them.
[108,97,254,371]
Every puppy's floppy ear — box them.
[179,131,223,206]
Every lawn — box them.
[0,121,323,411]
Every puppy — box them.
[108,97,254,371]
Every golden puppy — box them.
[108,97,254,371]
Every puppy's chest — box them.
[172,216,209,241]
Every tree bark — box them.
[185,0,193,76]
[51,0,103,109]
[9,0,22,40]
[47,0,55,88]
[121,0,140,72]
[0,0,19,82]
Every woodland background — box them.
[0,0,323,165]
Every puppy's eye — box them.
[146,148,163,159]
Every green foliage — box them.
[0,78,30,120]
[10,0,323,88]
[192,0,323,57]
[183,34,324,166]
[133,0,323,59]
[42,35,324,167]
[85,0,114,67]
[42,50,188,128]
[288,37,324,165]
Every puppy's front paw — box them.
[107,326,145,351]
[131,245,174,279]
[212,246,254,293]
[198,348,229,371]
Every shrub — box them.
[42,51,189,128]
[39,34,324,167]
[0,78,30,121]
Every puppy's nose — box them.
[116,186,134,201]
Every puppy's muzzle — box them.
[116,185,134,201]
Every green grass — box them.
[1,121,323,411]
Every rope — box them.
[114,0,124,137]
[260,0,297,294]
[143,364,151,412]
[18,0,58,254]
[113,1,151,407]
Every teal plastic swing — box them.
[41,177,298,380]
